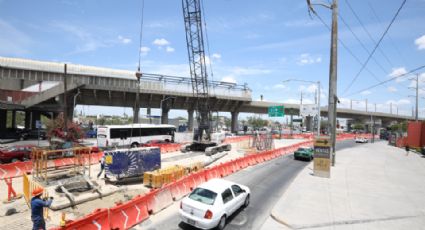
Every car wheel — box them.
[130,142,139,148]
[244,194,250,207]
[217,216,226,230]
[310,156,313,161]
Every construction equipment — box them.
[180,0,231,155]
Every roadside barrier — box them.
[109,195,149,230]
[0,152,103,180]
[53,208,110,230]
[170,176,191,201]
[146,186,174,214]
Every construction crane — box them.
[180,0,231,155]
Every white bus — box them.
[97,124,176,148]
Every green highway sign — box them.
[268,106,285,117]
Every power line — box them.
[313,12,406,97]
[339,14,388,76]
[344,0,407,94]
[344,0,394,68]
[201,0,214,83]
[367,1,408,66]
[346,64,425,97]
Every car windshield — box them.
[298,148,308,151]
[189,188,217,205]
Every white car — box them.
[179,178,250,230]
[355,137,368,143]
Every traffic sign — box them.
[268,106,285,117]
[314,136,331,178]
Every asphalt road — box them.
[136,140,361,230]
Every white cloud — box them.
[153,38,170,46]
[299,84,318,93]
[273,84,286,89]
[140,46,150,56]
[231,66,272,75]
[415,35,425,50]
[212,53,221,60]
[165,46,175,53]
[389,67,408,82]
[387,86,397,92]
[118,35,131,44]
[51,21,108,53]
[0,19,31,55]
[385,99,411,106]
[221,76,237,84]
[296,53,322,65]
[360,90,372,95]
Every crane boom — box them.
[182,0,211,142]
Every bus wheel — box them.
[131,142,139,148]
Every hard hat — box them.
[32,187,44,196]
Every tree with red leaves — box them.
[46,113,84,142]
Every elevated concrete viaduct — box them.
[0,57,415,135]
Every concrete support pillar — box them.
[25,111,31,129]
[161,108,170,124]
[305,116,312,132]
[147,108,152,124]
[133,106,140,123]
[231,111,239,134]
[67,104,74,122]
[188,109,194,131]
[31,111,41,130]
[0,110,6,132]
[11,110,17,128]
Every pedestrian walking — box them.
[405,145,410,156]
[97,155,109,179]
[31,187,53,230]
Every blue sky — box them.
[1,0,425,119]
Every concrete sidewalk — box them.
[261,141,425,230]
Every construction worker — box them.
[31,187,53,230]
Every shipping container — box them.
[104,147,161,180]
[407,121,421,148]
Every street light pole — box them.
[283,79,321,136]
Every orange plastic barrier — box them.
[146,186,174,214]
[109,195,149,230]
[55,208,110,230]
[170,176,192,201]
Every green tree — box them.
[352,123,364,130]
[247,116,268,129]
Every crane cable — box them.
[137,0,145,73]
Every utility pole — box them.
[328,0,338,166]
[390,102,392,114]
[408,74,419,121]
[306,0,338,166]
[63,64,68,134]
[317,81,321,136]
